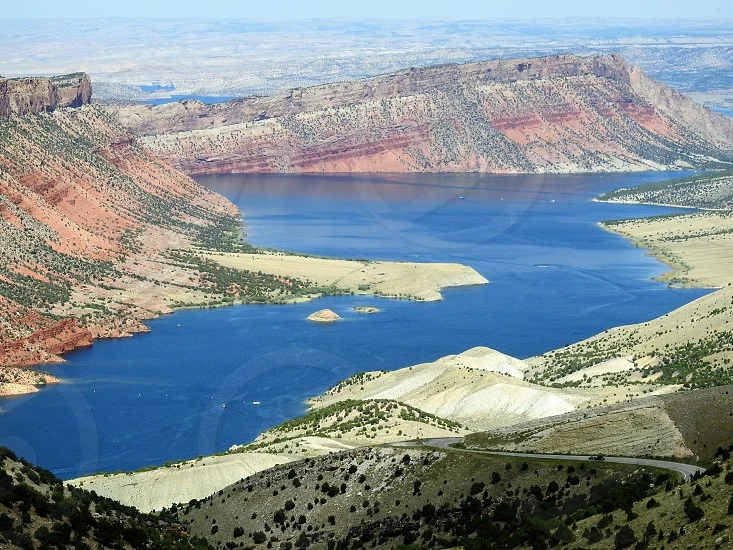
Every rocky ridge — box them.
[0,73,92,117]
[110,54,733,174]
[0,447,214,549]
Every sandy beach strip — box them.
[202,251,488,301]
[601,210,733,288]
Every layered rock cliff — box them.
[0,96,242,392]
[0,73,92,117]
[110,54,733,174]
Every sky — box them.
[4,0,733,20]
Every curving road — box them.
[412,438,706,481]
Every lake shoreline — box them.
[1,172,709,481]
[3,250,487,398]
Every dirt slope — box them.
[465,386,733,460]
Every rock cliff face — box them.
[0,316,92,368]
[0,92,239,392]
[110,54,733,174]
[0,73,92,117]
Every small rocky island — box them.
[354,306,380,314]
[307,309,341,323]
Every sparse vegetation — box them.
[599,170,733,210]
[236,399,465,453]
[164,441,733,550]
[0,447,214,549]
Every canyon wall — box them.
[113,55,632,136]
[110,54,733,174]
[0,73,92,117]
[0,98,239,389]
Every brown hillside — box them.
[662,386,733,460]
[464,386,733,461]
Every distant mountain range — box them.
[3,18,732,104]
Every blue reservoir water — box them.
[0,173,709,479]
[711,106,733,118]
[146,95,236,105]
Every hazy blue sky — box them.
[5,0,733,19]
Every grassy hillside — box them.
[169,442,733,550]
[7,433,733,550]
[240,399,468,453]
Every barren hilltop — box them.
[111,54,733,174]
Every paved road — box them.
[411,437,705,481]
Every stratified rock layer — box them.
[111,54,733,174]
[0,73,92,117]
[0,99,237,386]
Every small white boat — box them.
[253,401,261,405]
[458,196,465,200]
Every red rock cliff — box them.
[0,317,93,368]
[0,78,239,393]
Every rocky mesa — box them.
[111,54,733,174]
[0,73,92,117]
